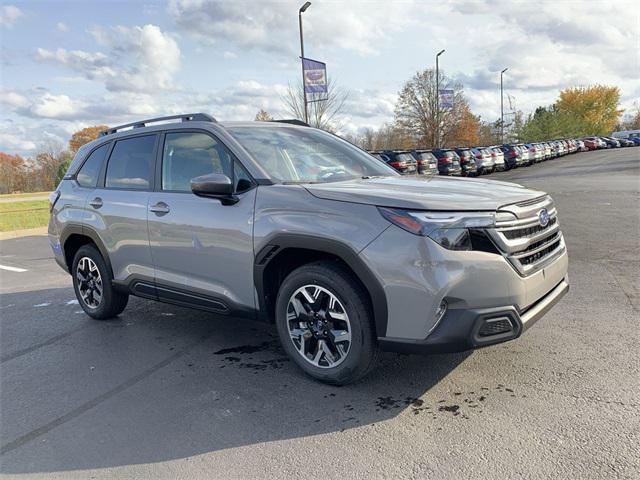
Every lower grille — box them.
[478,317,514,337]
[519,237,562,266]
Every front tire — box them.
[275,261,379,385]
[72,244,128,320]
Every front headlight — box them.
[378,207,505,251]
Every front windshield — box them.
[226,126,398,183]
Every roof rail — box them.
[99,113,217,137]
[269,119,310,127]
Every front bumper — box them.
[378,277,569,354]
[359,224,569,350]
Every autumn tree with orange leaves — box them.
[446,104,481,147]
[68,125,108,156]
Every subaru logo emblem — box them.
[538,208,550,227]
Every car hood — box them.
[303,175,546,211]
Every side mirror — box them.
[190,173,238,205]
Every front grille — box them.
[502,217,557,240]
[487,196,566,276]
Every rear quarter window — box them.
[76,143,109,188]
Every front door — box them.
[147,130,256,315]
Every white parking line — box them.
[0,264,27,273]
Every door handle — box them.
[89,197,103,209]
[149,202,170,215]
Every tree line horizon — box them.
[1,68,638,194]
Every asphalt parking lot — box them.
[1,148,638,479]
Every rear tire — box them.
[275,261,379,385]
[72,244,128,320]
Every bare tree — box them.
[281,77,349,132]
[394,68,469,148]
[254,109,273,121]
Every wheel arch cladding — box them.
[254,234,388,337]
[60,225,113,278]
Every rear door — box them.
[86,134,157,287]
[147,130,257,314]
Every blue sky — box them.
[1,0,638,156]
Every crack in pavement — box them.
[0,331,214,456]
[1,325,90,363]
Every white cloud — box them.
[56,22,69,33]
[344,90,396,119]
[0,5,23,28]
[0,90,29,109]
[36,24,181,93]
[29,93,85,119]
[0,132,37,152]
[168,0,415,56]
[223,51,237,59]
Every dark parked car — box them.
[370,150,417,174]
[431,149,462,176]
[602,137,620,148]
[453,148,478,176]
[499,144,522,169]
[411,150,439,175]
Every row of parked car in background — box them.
[369,135,639,176]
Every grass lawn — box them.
[0,199,50,232]
[0,191,50,200]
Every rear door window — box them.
[105,135,156,190]
[77,143,109,188]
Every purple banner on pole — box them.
[439,89,454,110]
[302,57,328,95]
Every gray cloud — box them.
[167,0,414,57]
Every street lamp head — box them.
[437,49,446,57]
[501,67,509,74]
[299,2,311,13]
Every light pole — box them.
[500,67,508,143]
[435,49,445,148]
[299,2,312,124]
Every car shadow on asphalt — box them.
[1,288,471,474]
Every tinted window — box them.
[77,143,109,188]
[417,152,436,161]
[105,135,155,190]
[395,153,415,163]
[234,160,253,193]
[162,131,254,193]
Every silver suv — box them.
[49,113,569,384]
